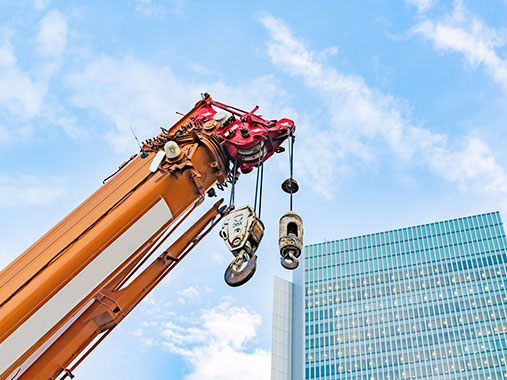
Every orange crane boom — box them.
[0,94,295,380]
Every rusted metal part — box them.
[281,178,299,194]
[220,205,264,286]
[224,254,257,287]
[281,255,299,270]
[279,211,303,270]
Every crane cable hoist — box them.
[219,120,303,286]
[0,94,302,380]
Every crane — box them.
[0,94,301,379]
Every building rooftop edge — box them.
[305,210,502,248]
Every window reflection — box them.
[302,213,507,380]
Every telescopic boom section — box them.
[0,94,294,380]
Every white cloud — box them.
[190,63,223,78]
[405,0,435,13]
[34,0,51,11]
[428,137,507,195]
[37,10,68,58]
[43,102,87,139]
[0,41,16,66]
[67,55,291,152]
[67,55,190,152]
[63,13,507,203]
[177,286,201,304]
[159,302,270,380]
[260,14,507,200]
[210,251,225,264]
[132,328,143,337]
[0,126,9,143]
[132,298,269,379]
[133,0,167,19]
[0,173,67,207]
[412,1,507,90]
[0,41,46,118]
[0,17,70,136]
[132,0,187,18]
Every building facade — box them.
[271,212,507,380]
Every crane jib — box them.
[0,94,296,379]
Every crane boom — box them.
[0,94,295,380]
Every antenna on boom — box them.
[130,126,142,151]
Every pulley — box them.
[279,129,303,270]
[219,205,264,287]
[279,211,303,270]
[281,178,299,194]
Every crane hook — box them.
[224,252,257,287]
[278,211,303,270]
[281,254,299,270]
[279,130,303,271]
[219,205,264,287]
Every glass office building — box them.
[271,212,507,380]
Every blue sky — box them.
[1,0,507,378]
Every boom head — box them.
[141,94,295,176]
[197,98,295,173]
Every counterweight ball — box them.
[279,211,303,270]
